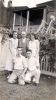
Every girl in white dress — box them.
[0,33,3,70]
[9,31,18,59]
[0,33,3,57]
[28,33,40,64]
[5,34,13,72]
[5,31,18,78]
[0,34,11,71]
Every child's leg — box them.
[33,69,41,84]
[24,71,32,83]
[8,70,17,83]
[6,71,12,79]
[17,70,25,85]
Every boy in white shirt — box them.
[8,47,27,85]
[24,50,41,85]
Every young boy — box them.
[24,49,41,85]
[8,47,27,85]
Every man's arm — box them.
[35,58,40,69]
[22,57,28,77]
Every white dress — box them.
[5,39,13,71]
[0,34,3,70]
[0,34,3,57]
[9,38,18,58]
[0,40,9,70]
[5,38,18,71]
[29,39,40,59]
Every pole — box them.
[26,10,29,33]
[13,13,16,30]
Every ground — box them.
[0,71,56,100]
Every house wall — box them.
[0,1,8,26]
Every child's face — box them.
[27,51,32,58]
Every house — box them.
[0,0,56,31]
[6,0,56,32]
[0,0,56,76]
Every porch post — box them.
[43,8,47,21]
[13,13,16,30]
[26,10,29,33]
[21,12,23,27]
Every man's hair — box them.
[26,49,32,53]
[30,33,36,39]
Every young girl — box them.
[0,34,9,70]
[5,31,18,78]
[0,33,3,70]
[29,33,40,60]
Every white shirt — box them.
[13,55,27,70]
[10,38,18,49]
[22,38,26,43]
[9,38,18,57]
[27,57,40,71]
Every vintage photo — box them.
[0,0,56,100]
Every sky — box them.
[4,0,52,8]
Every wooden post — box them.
[26,10,29,33]
[43,8,47,21]
[20,12,22,30]
[21,12,23,27]
[13,13,16,30]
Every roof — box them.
[7,6,29,12]
[36,0,54,8]
[7,0,54,13]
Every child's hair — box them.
[30,33,36,39]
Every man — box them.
[8,47,27,85]
[18,31,29,57]
[24,49,41,85]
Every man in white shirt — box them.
[8,47,27,85]
[24,50,41,85]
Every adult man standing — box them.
[18,31,29,57]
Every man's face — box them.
[27,51,32,58]
[13,32,17,39]
[22,32,26,38]
[22,34,26,38]
[17,48,22,56]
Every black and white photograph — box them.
[0,0,56,100]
